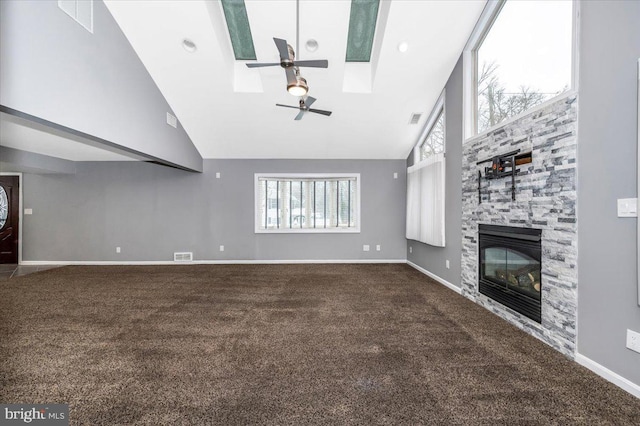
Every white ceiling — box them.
[1,1,485,163]
[104,0,487,160]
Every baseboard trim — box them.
[20,259,408,266]
[575,353,640,399]
[406,261,462,294]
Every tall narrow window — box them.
[474,0,573,134]
[408,91,446,247]
[255,174,360,233]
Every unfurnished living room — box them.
[1,0,639,424]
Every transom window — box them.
[255,174,360,233]
[420,109,444,162]
[415,90,445,164]
[466,0,575,136]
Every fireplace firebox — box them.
[478,224,542,323]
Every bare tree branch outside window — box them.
[420,110,445,162]
[477,61,566,133]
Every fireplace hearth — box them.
[478,224,542,323]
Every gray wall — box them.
[0,0,202,172]
[22,160,406,261]
[577,1,640,385]
[0,146,76,175]
[406,57,464,287]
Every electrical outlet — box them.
[409,246,412,254]
[24,208,33,215]
[219,245,225,252]
[363,245,370,252]
[376,245,381,251]
[116,247,121,254]
[446,259,450,269]
[393,172,398,179]
[627,329,640,354]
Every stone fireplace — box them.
[461,95,578,358]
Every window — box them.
[415,90,445,164]
[255,174,360,233]
[58,0,93,33]
[408,91,446,246]
[221,0,257,60]
[465,0,575,137]
[420,110,444,162]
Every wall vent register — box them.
[173,252,193,262]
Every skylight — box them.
[345,0,380,62]
[221,0,257,61]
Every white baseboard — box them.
[575,353,640,399]
[20,259,407,266]
[406,261,462,294]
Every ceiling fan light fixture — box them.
[287,77,308,97]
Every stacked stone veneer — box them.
[461,95,578,358]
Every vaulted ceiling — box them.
[1,1,486,163]
[103,0,486,160]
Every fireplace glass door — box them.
[478,224,542,323]
[482,247,541,300]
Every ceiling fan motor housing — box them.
[281,44,295,68]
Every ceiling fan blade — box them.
[285,67,297,86]
[304,96,316,108]
[273,37,290,60]
[294,110,305,121]
[276,104,303,110]
[246,62,281,68]
[308,108,332,116]
[293,59,329,68]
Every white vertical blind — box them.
[255,174,360,233]
[406,153,446,247]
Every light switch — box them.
[393,172,398,179]
[363,245,370,252]
[216,172,221,179]
[24,208,33,215]
[617,198,637,217]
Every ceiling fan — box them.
[276,96,332,120]
[246,38,328,96]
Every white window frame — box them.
[58,0,94,33]
[414,89,446,165]
[254,173,361,234]
[463,0,580,141]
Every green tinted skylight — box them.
[221,0,257,60]
[345,0,380,62]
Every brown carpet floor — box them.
[0,264,638,425]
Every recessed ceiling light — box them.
[305,39,319,52]
[398,42,409,53]
[182,38,197,53]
